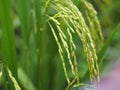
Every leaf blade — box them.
[0,0,17,78]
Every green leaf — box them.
[18,67,36,90]
[17,0,32,44]
[0,0,17,78]
[34,0,50,90]
[98,24,120,65]
[34,0,43,89]
[17,0,33,76]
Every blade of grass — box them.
[34,0,42,89]
[17,0,32,75]
[34,0,48,89]
[0,0,17,78]
[82,24,120,81]
[98,24,120,65]
[7,67,21,90]
[34,0,52,89]
[16,1,35,90]
[18,67,36,90]
[17,0,32,45]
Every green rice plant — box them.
[0,0,17,79]
[47,0,104,89]
[17,0,32,74]
[0,0,120,90]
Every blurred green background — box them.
[0,0,120,90]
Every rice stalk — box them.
[7,68,21,90]
[67,28,79,82]
[48,15,79,89]
[66,0,100,83]
[47,0,104,89]
[81,0,104,50]
[48,22,70,84]
[57,25,75,75]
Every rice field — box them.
[0,0,120,90]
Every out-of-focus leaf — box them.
[0,0,17,78]
[18,67,36,90]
